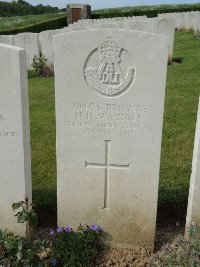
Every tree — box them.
[17,0,29,5]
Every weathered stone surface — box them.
[54,29,168,249]
[122,20,150,31]
[151,17,175,62]
[158,13,179,29]
[80,19,150,32]
[0,43,32,235]
[187,12,198,30]
[39,29,63,69]
[195,13,200,34]
[185,97,200,238]
[0,35,14,45]
[71,18,173,61]
[179,13,187,30]
[13,32,39,69]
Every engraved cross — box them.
[85,140,130,209]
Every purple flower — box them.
[65,226,72,233]
[90,224,98,231]
[41,69,53,77]
[49,230,55,237]
[51,258,57,266]
[57,227,63,233]
[41,70,49,77]
[98,225,103,232]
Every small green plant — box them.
[49,224,108,267]
[0,201,109,267]
[32,55,53,77]
[0,200,49,266]
[0,229,49,267]
[12,198,38,240]
[147,223,200,267]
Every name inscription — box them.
[65,103,151,136]
[0,113,17,137]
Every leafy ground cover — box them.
[28,32,200,212]
[0,13,65,31]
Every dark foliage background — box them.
[0,0,60,17]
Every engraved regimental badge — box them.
[84,37,136,97]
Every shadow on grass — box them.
[168,57,184,65]
[33,188,57,227]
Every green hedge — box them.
[92,10,157,19]
[0,15,66,35]
[92,5,200,19]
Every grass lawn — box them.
[0,13,65,31]
[29,32,200,209]
[159,32,200,205]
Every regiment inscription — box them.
[65,102,151,136]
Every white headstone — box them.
[13,32,39,69]
[54,29,168,249]
[0,35,14,45]
[73,18,173,61]
[185,97,200,237]
[179,13,187,30]
[39,29,62,69]
[195,13,200,35]
[159,13,179,29]
[122,20,150,32]
[0,43,32,235]
[187,12,197,30]
[151,17,175,62]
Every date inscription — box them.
[65,103,151,136]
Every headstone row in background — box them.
[0,11,199,70]
[158,11,200,33]
[68,17,175,63]
[77,11,200,34]
[0,15,176,69]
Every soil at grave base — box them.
[34,203,186,267]
[168,58,183,65]
[94,247,151,267]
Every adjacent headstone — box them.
[39,29,63,69]
[159,13,179,29]
[185,97,200,238]
[0,35,14,45]
[187,12,197,30]
[195,13,200,35]
[122,20,150,32]
[13,32,39,69]
[73,18,173,60]
[151,17,175,62]
[176,13,181,29]
[0,43,32,235]
[54,29,168,249]
[78,19,151,33]
[179,13,187,30]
